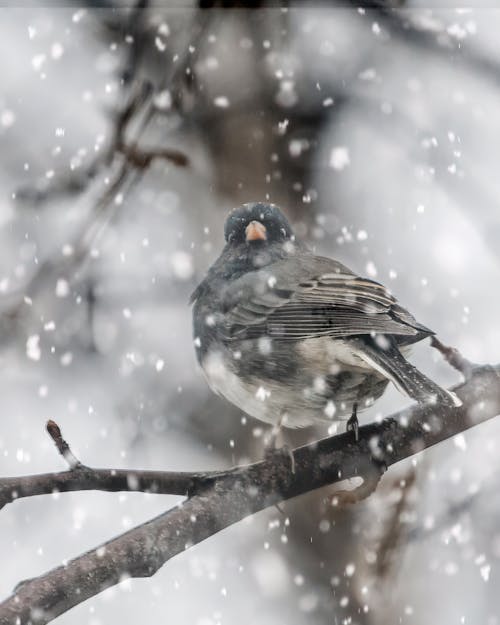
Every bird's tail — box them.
[351,338,462,409]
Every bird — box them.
[190,202,460,435]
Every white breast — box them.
[200,338,400,429]
[201,350,272,424]
[200,349,319,428]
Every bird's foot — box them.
[265,420,281,451]
[346,402,359,442]
[262,413,295,473]
[332,406,387,507]
[264,443,296,474]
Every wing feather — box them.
[221,255,432,341]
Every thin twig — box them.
[46,420,82,470]
[431,336,476,379]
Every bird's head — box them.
[224,202,295,250]
[190,202,299,302]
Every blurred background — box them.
[1,2,500,624]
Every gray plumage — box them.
[191,202,460,428]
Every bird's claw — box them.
[346,402,359,442]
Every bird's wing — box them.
[221,255,432,341]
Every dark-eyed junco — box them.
[191,202,460,432]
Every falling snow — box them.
[26,334,41,361]
[329,146,350,170]
[0,6,498,625]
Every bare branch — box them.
[0,363,499,624]
[0,421,225,511]
[0,465,220,514]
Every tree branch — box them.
[0,361,499,624]
[0,465,220,513]
[0,424,225,511]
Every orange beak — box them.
[245,220,267,242]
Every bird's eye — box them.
[280,228,287,238]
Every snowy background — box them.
[1,3,500,624]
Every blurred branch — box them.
[117,142,189,168]
[3,3,197,330]
[406,477,496,544]
[1,160,132,323]
[344,90,500,266]
[2,80,188,327]
[354,4,500,89]
[15,50,153,206]
[373,469,416,579]
[1,357,500,624]
[118,0,151,86]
